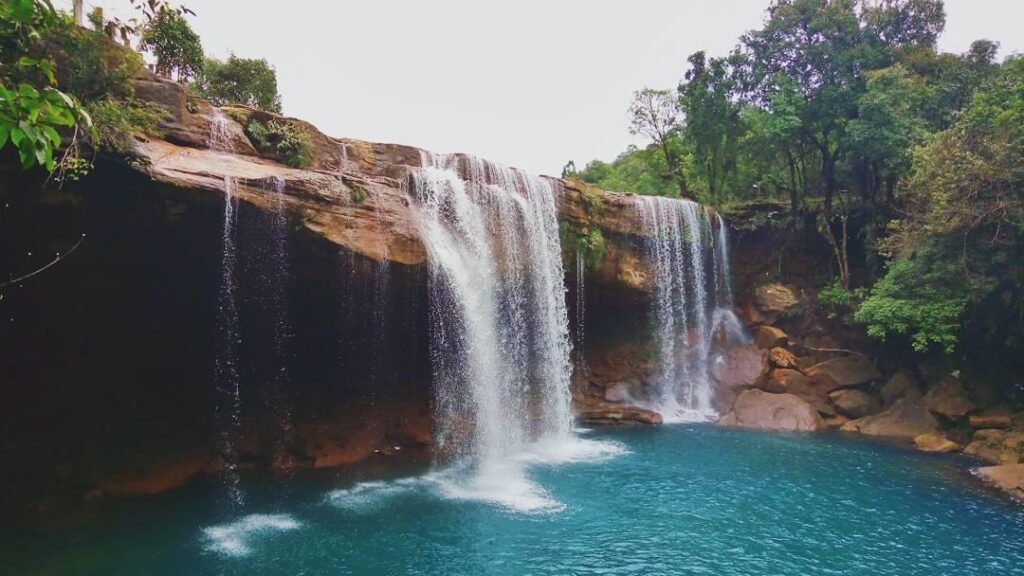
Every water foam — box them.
[325,436,628,515]
[201,513,302,557]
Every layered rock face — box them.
[132,76,657,278]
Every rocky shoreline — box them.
[579,280,1024,502]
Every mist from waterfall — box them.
[409,153,620,512]
[636,196,746,423]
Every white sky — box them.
[68,0,1024,176]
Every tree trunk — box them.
[73,0,84,27]
[821,150,836,213]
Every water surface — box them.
[6,426,1023,575]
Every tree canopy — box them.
[193,55,282,112]
[573,0,1019,357]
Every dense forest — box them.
[568,0,1022,368]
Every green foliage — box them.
[559,223,607,271]
[679,51,745,204]
[48,18,143,101]
[577,145,678,197]
[855,257,968,353]
[84,97,167,155]
[193,55,282,113]
[579,228,607,270]
[0,0,92,173]
[139,8,203,81]
[349,183,366,204]
[818,278,868,320]
[244,117,313,169]
[0,81,82,171]
[627,88,690,198]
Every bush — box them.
[84,97,168,155]
[559,222,607,271]
[818,278,866,320]
[193,55,281,112]
[244,118,312,169]
[854,256,968,353]
[48,19,142,101]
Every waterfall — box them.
[636,196,744,423]
[210,109,247,505]
[214,175,244,508]
[409,153,612,512]
[574,249,588,377]
[264,176,295,468]
[210,109,233,153]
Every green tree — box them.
[139,7,203,81]
[193,55,282,113]
[842,65,928,203]
[738,0,883,211]
[679,51,746,204]
[858,56,1024,353]
[860,0,945,49]
[628,88,690,199]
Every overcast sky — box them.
[72,0,1024,176]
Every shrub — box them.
[244,118,312,169]
[48,19,143,101]
[854,256,968,353]
[559,222,607,271]
[818,278,866,320]
[349,182,366,204]
[84,97,167,155]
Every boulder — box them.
[963,429,1024,464]
[712,343,767,389]
[736,302,766,327]
[800,392,837,419]
[768,347,800,370]
[763,368,809,394]
[805,355,881,393]
[975,464,1024,501]
[969,411,1014,430]
[840,395,939,438]
[880,370,920,405]
[914,434,961,453]
[718,389,824,432]
[578,405,663,426]
[754,325,788,350]
[754,284,801,316]
[828,388,882,419]
[924,375,975,420]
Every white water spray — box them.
[410,153,615,512]
[636,197,745,423]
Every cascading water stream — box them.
[636,196,745,423]
[264,176,295,469]
[574,249,588,378]
[209,109,245,507]
[408,153,616,512]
